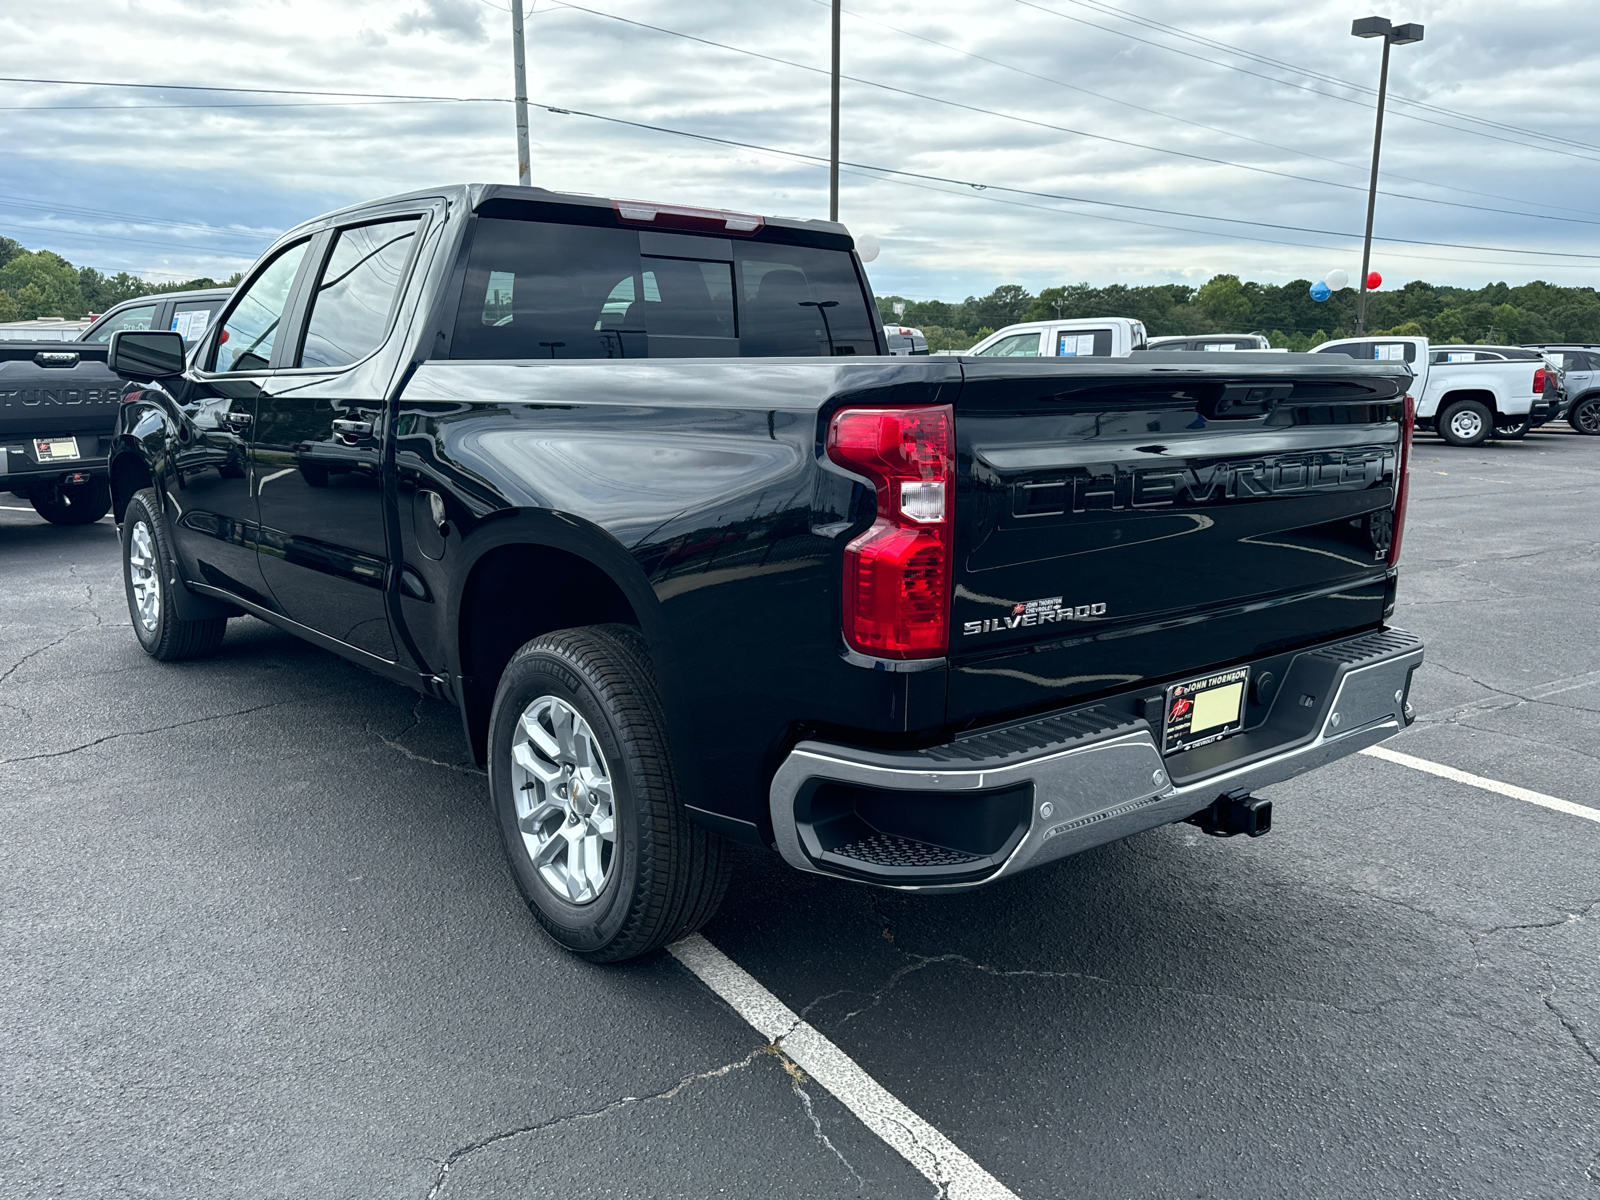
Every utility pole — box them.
[513,0,532,186]
[829,0,841,222]
[1350,16,1423,333]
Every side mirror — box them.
[109,329,187,380]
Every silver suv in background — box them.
[1523,344,1600,434]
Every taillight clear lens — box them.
[827,405,954,658]
[1388,394,1414,567]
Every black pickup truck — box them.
[1,289,229,523]
[104,184,1423,962]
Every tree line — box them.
[0,237,239,324]
[877,274,1600,351]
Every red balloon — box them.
[1366,271,1382,290]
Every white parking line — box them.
[669,934,1020,1200]
[1361,745,1600,825]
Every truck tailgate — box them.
[0,343,120,440]
[949,356,1409,726]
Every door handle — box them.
[331,418,374,438]
[221,411,253,431]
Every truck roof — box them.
[290,183,856,252]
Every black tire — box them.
[121,488,229,661]
[1493,416,1530,440]
[30,477,111,525]
[1570,396,1600,435]
[1438,399,1493,447]
[487,624,729,963]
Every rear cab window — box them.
[449,218,876,359]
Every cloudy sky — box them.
[3,0,1597,299]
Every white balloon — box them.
[1325,268,1350,291]
[855,233,880,263]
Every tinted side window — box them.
[85,304,158,343]
[736,245,875,356]
[299,218,421,368]
[1315,341,1370,360]
[212,241,310,373]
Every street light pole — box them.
[1351,15,1424,334]
[829,0,841,222]
[513,0,532,186]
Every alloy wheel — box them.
[127,520,162,632]
[509,695,616,904]
[1577,399,1600,434]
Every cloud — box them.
[393,0,488,45]
[0,0,1596,296]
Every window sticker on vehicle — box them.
[172,309,213,340]
[1374,344,1405,360]
[1162,666,1249,754]
[1057,332,1095,357]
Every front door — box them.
[251,217,422,662]
[166,239,312,609]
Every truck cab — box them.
[968,316,1147,358]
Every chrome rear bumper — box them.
[769,627,1423,892]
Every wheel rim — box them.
[1579,401,1600,434]
[1449,408,1484,439]
[127,520,161,632]
[509,695,616,904]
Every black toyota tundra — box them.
[104,184,1422,961]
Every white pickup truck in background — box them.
[967,315,1148,357]
[1313,335,1557,446]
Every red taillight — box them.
[1533,367,1547,393]
[612,199,764,235]
[1388,394,1414,567]
[827,405,954,658]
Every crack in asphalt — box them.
[0,700,295,766]
[373,694,485,777]
[1543,996,1600,1070]
[0,626,93,689]
[424,1047,771,1198]
[790,1080,865,1194]
[816,950,1414,1028]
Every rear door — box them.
[948,359,1408,724]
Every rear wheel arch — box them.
[1436,388,1500,418]
[449,520,679,766]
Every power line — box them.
[546,1,1600,228]
[0,194,274,243]
[0,99,472,112]
[1054,0,1600,157]
[528,99,1600,261]
[0,75,505,104]
[807,0,1600,221]
[1010,0,1600,165]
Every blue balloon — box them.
[1310,280,1332,302]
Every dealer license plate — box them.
[1162,666,1250,754]
[35,437,80,462]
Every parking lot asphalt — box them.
[3,427,1597,1199]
